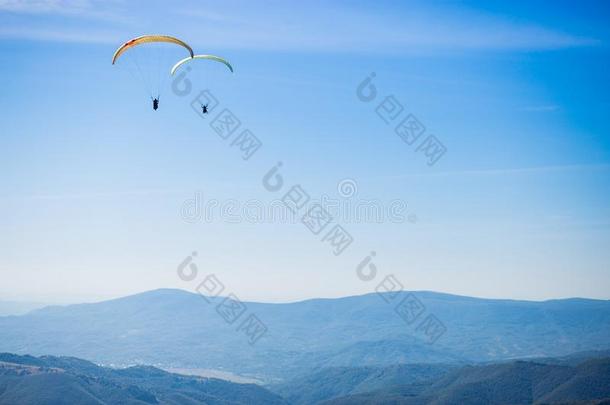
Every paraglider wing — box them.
[171,54,234,75]
[112,35,194,64]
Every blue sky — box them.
[0,0,609,303]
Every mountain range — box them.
[0,289,609,382]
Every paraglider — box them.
[112,35,233,111]
[112,35,194,109]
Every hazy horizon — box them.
[2,286,610,308]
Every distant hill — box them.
[0,301,45,316]
[320,357,610,405]
[3,352,609,405]
[0,289,609,380]
[270,363,457,404]
[0,353,286,405]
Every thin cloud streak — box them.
[0,0,130,22]
[0,26,122,43]
[0,1,599,52]
[375,163,610,180]
[0,188,185,201]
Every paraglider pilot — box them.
[152,97,159,111]
[202,104,208,114]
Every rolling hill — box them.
[3,352,609,404]
[0,289,609,381]
[0,353,286,405]
[270,363,457,404]
[320,357,610,405]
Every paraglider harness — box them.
[152,96,159,111]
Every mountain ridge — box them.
[2,288,609,381]
[21,288,610,316]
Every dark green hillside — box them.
[272,363,456,404]
[0,353,287,405]
[321,357,610,405]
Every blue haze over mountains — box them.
[1,289,608,381]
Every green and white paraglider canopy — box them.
[171,54,234,75]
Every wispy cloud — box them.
[0,26,121,43]
[0,0,131,44]
[0,0,127,21]
[176,3,598,53]
[0,1,599,52]
[0,188,184,201]
[0,0,92,14]
[373,163,610,180]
